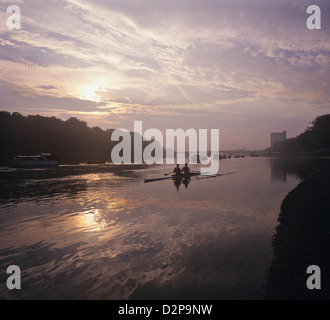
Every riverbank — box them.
[264,164,330,300]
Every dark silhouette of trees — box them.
[273,114,330,154]
[0,111,157,165]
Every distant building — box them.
[271,131,287,149]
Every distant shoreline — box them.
[270,155,330,160]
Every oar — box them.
[164,172,173,176]
[196,171,240,180]
[196,175,217,180]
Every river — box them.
[0,157,314,299]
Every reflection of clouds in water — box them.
[76,194,267,299]
[76,184,265,298]
[128,231,272,299]
[0,159,306,299]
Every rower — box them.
[173,164,181,176]
[182,163,191,175]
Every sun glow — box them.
[77,83,108,102]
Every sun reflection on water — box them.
[79,209,104,231]
[0,159,307,299]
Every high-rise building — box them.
[271,131,287,149]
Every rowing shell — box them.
[144,171,238,183]
[144,172,200,183]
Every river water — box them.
[0,158,313,300]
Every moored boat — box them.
[11,153,59,168]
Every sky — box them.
[0,0,330,150]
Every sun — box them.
[77,84,107,102]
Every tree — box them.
[274,114,330,154]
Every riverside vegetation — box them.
[0,111,159,165]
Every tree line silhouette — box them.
[0,111,156,165]
[2,111,329,165]
[273,114,330,154]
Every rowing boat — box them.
[144,171,239,183]
[144,172,200,183]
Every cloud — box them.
[1,0,330,149]
[38,85,58,90]
[0,80,107,113]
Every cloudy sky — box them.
[1,0,330,149]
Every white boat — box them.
[11,153,59,168]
